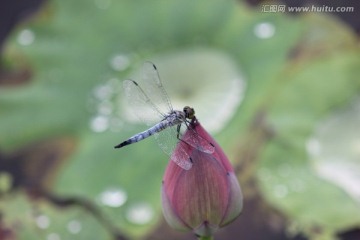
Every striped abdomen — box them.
[114,120,172,148]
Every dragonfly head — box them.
[183,106,195,119]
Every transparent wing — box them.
[171,143,193,170]
[154,125,193,170]
[139,62,173,115]
[154,122,215,170]
[171,123,215,170]
[122,62,173,126]
[123,79,164,126]
[182,125,215,154]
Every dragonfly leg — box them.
[176,124,181,139]
[176,124,192,147]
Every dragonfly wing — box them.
[181,124,215,154]
[123,79,164,126]
[137,62,174,115]
[154,126,193,170]
[171,143,193,170]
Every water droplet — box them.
[126,202,154,225]
[99,187,127,208]
[88,77,125,133]
[94,0,111,9]
[254,22,275,39]
[306,138,322,157]
[90,115,109,132]
[47,233,60,240]
[110,55,130,71]
[67,220,82,234]
[274,184,288,198]
[36,215,50,229]
[17,29,35,46]
[93,84,113,100]
[97,100,113,115]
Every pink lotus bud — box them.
[161,120,243,237]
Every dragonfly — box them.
[114,62,215,170]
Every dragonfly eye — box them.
[183,106,195,119]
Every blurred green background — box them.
[0,0,359,239]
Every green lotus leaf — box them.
[1,0,359,239]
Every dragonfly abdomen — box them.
[114,120,172,149]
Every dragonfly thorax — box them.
[166,107,194,125]
[162,110,185,126]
